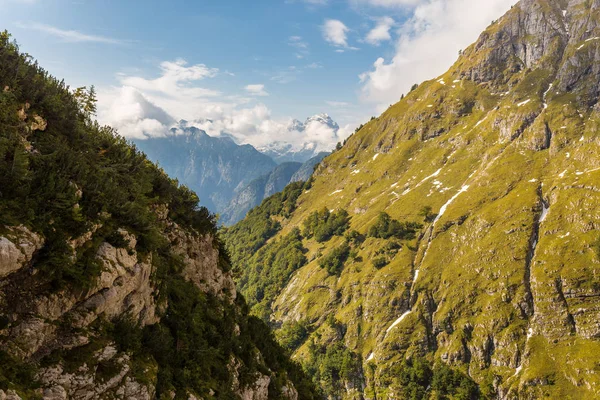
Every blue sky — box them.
[1,0,516,151]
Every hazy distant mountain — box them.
[134,122,277,213]
[221,152,329,225]
[220,162,302,226]
[258,114,340,163]
[290,152,329,183]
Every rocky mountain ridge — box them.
[0,32,317,399]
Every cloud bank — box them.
[98,60,350,153]
[359,0,517,109]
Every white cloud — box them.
[97,59,349,153]
[365,16,394,45]
[359,0,517,109]
[322,19,350,48]
[245,84,269,96]
[15,22,126,44]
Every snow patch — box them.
[434,185,470,222]
[351,169,360,175]
[540,201,549,223]
[386,311,412,334]
[517,99,531,107]
[330,190,343,196]
[367,352,375,362]
[413,269,420,284]
[543,83,553,109]
[373,154,379,161]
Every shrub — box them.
[368,212,422,240]
[319,242,350,275]
[303,208,351,243]
[372,257,388,269]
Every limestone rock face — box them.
[0,217,298,398]
[167,222,236,299]
[3,228,159,359]
[0,226,44,279]
[37,344,154,400]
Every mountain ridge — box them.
[0,32,318,399]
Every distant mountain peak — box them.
[261,113,341,163]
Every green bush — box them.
[372,257,388,269]
[318,242,350,275]
[368,212,422,240]
[387,357,481,400]
[303,208,351,243]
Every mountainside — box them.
[258,114,340,163]
[0,33,318,399]
[290,152,330,184]
[134,123,277,213]
[221,153,329,226]
[220,162,302,226]
[224,0,600,398]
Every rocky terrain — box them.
[224,0,600,398]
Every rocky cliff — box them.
[225,0,600,398]
[0,32,317,399]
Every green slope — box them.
[224,0,600,398]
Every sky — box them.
[1,0,517,152]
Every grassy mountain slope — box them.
[225,0,600,398]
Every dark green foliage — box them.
[419,206,437,223]
[140,277,318,399]
[0,351,39,394]
[372,256,388,269]
[276,320,310,353]
[431,363,480,399]
[222,182,309,320]
[302,208,350,243]
[0,31,216,289]
[236,228,308,321]
[318,242,350,275]
[304,339,362,398]
[368,212,422,240]
[222,181,304,269]
[345,229,365,246]
[388,357,481,400]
